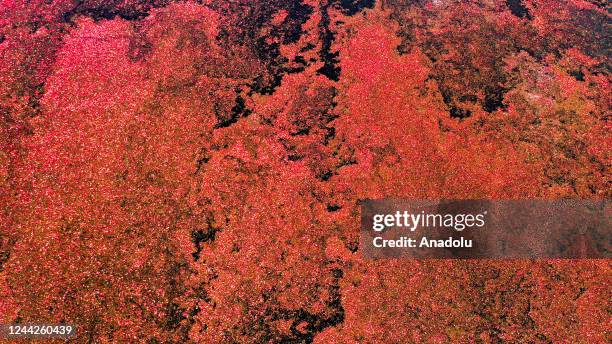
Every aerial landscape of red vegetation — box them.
[0,0,610,342]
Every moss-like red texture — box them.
[0,0,610,342]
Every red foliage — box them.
[0,0,609,342]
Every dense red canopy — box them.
[1,0,609,342]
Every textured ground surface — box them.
[0,0,610,342]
